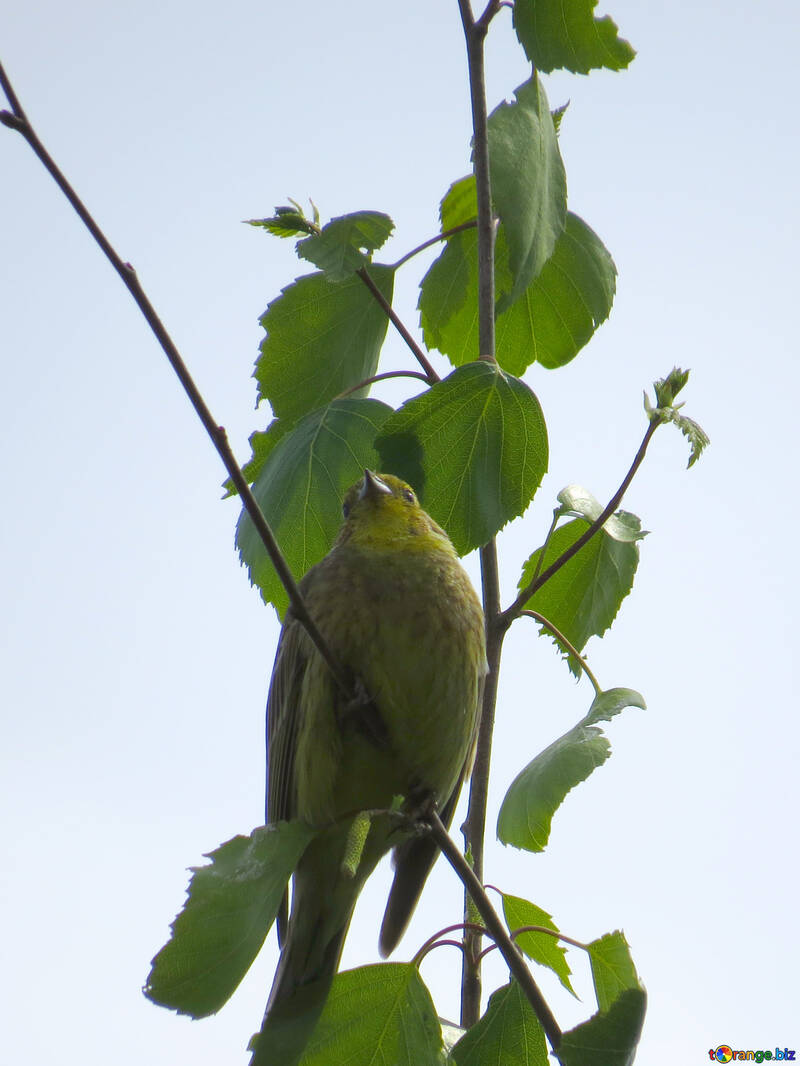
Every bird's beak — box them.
[360,469,392,501]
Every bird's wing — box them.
[378,672,485,958]
[266,615,307,945]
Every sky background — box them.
[2,1,798,1062]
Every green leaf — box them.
[451,981,548,1066]
[419,197,615,373]
[644,367,710,467]
[298,964,443,1066]
[418,225,479,365]
[144,822,316,1018]
[587,931,640,1013]
[556,988,647,1066]
[494,213,616,373]
[237,398,394,615]
[296,211,395,280]
[501,894,577,997]
[513,0,636,75]
[487,74,567,311]
[556,485,646,543]
[518,513,643,674]
[497,687,645,852]
[440,174,478,230]
[247,206,319,239]
[255,264,395,422]
[375,362,548,555]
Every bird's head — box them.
[336,470,451,553]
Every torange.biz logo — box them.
[709,1048,796,1063]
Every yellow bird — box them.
[255,471,487,1065]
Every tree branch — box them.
[428,811,562,1052]
[356,265,440,382]
[0,58,353,698]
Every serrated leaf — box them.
[519,514,642,673]
[663,409,710,468]
[296,964,442,1066]
[556,988,647,1066]
[495,213,616,372]
[497,688,645,853]
[236,398,394,615]
[144,822,316,1018]
[375,362,548,555]
[513,0,636,75]
[440,174,478,230]
[419,203,615,373]
[296,211,395,280]
[487,74,567,311]
[501,895,577,997]
[255,264,395,422]
[587,931,640,1013]
[451,981,548,1066]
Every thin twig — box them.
[0,59,352,697]
[520,610,602,694]
[428,811,562,1051]
[510,925,589,952]
[356,266,440,382]
[500,417,660,629]
[391,219,477,269]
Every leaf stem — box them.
[428,812,562,1051]
[501,417,660,628]
[0,59,353,699]
[335,369,432,399]
[520,610,602,694]
[413,922,487,966]
[356,265,440,382]
[391,219,477,269]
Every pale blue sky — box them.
[2,1,798,1062]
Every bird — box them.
[253,470,487,1066]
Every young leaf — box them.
[451,981,548,1066]
[296,211,395,280]
[144,822,316,1018]
[518,513,643,675]
[255,264,395,422]
[236,398,394,615]
[644,367,710,467]
[497,688,645,852]
[512,0,636,75]
[587,931,640,1012]
[487,74,567,311]
[375,362,548,555]
[247,205,320,239]
[295,964,443,1066]
[501,894,577,996]
[556,988,647,1066]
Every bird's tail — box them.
[250,826,381,1066]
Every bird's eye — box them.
[402,488,415,504]
[342,500,351,518]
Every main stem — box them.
[457,0,500,1028]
